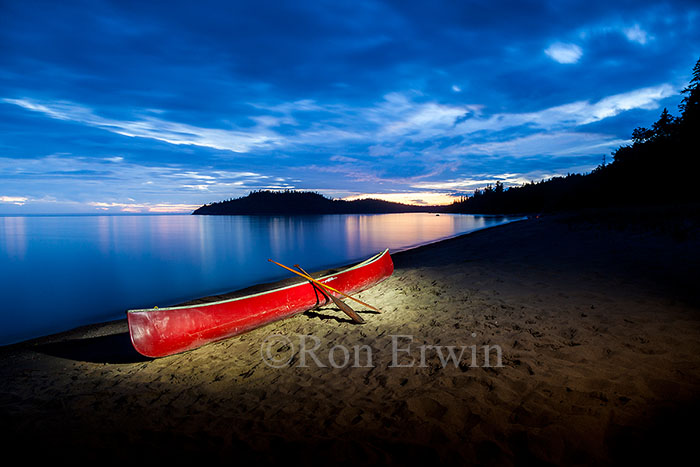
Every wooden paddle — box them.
[267,258,381,313]
[294,264,365,324]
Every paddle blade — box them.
[329,295,365,324]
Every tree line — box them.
[194,58,699,216]
[193,190,439,215]
[446,57,700,214]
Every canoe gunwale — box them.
[127,249,393,357]
[126,249,389,314]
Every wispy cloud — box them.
[2,98,279,153]
[545,42,583,64]
[0,196,28,205]
[0,155,295,212]
[3,81,675,158]
[411,172,558,192]
[453,84,675,134]
[370,92,480,141]
[0,79,680,211]
[342,191,458,205]
[578,22,654,45]
[578,85,675,123]
[450,132,629,159]
[87,201,200,213]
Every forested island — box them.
[195,58,699,217]
[192,190,444,215]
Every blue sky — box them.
[1,0,698,213]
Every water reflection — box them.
[0,216,27,260]
[0,213,520,345]
[343,213,488,258]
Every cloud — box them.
[2,80,676,164]
[452,132,629,159]
[2,98,279,153]
[0,154,294,212]
[370,93,479,141]
[342,192,458,206]
[452,83,675,135]
[330,155,360,163]
[87,201,200,213]
[0,196,28,205]
[411,173,539,192]
[544,42,583,64]
[623,24,650,45]
[578,85,675,123]
[1,0,698,213]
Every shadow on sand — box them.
[32,332,150,364]
[303,307,380,324]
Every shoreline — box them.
[389,214,528,255]
[2,211,699,464]
[0,215,527,350]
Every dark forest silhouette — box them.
[446,57,700,214]
[195,58,699,216]
[193,190,442,215]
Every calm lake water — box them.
[0,213,521,345]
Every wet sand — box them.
[1,210,699,465]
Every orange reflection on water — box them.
[344,213,487,259]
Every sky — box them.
[1,0,699,213]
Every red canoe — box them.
[127,249,394,357]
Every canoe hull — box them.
[127,250,393,358]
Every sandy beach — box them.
[1,210,699,465]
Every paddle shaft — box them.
[268,259,381,313]
[295,265,365,324]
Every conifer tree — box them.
[680,57,700,132]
